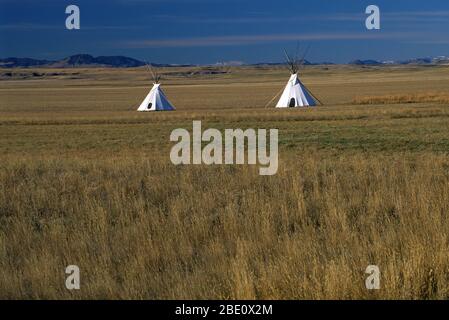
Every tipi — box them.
[274,49,321,108]
[137,65,175,112]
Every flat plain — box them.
[1,65,449,299]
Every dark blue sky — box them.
[1,0,449,64]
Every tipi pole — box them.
[299,77,323,106]
[306,86,323,106]
[265,85,285,108]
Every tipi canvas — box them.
[275,73,317,108]
[137,83,175,111]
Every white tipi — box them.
[137,65,175,112]
[276,73,317,108]
[274,48,321,108]
[137,83,175,111]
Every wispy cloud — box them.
[383,10,449,23]
[0,23,145,31]
[113,0,237,3]
[2,10,448,32]
[122,31,422,48]
[386,10,449,17]
[142,10,449,25]
[406,39,449,45]
[0,23,60,30]
[151,13,364,24]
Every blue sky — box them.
[1,0,449,64]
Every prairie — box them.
[0,65,449,299]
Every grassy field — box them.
[1,65,449,299]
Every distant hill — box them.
[349,56,449,66]
[433,56,449,65]
[349,59,382,66]
[0,57,55,68]
[0,54,184,68]
[398,57,432,65]
[250,60,332,67]
[1,54,448,68]
[397,57,449,65]
[47,54,146,68]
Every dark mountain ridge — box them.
[1,54,448,68]
[0,54,174,68]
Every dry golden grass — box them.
[353,92,449,105]
[1,65,449,299]
[1,153,449,299]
